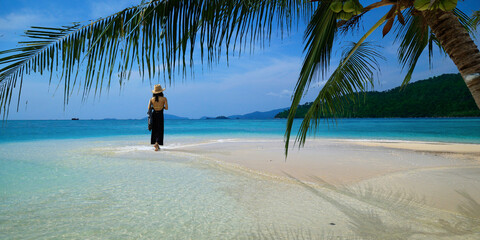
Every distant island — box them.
[205,116,229,119]
[275,73,480,118]
[200,107,288,120]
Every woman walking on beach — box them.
[148,84,168,151]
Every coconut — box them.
[338,12,353,20]
[329,1,343,13]
[353,2,363,15]
[439,0,457,11]
[343,0,355,13]
[414,0,431,11]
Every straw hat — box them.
[152,84,166,94]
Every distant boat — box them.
[71,118,79,120]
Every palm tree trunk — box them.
[422,10,480,109]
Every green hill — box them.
[275,74,480,118]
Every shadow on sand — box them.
[235,172,480,240]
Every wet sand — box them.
[94,137,480,238]
[165,138,480,214]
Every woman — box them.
[148,84,168,151]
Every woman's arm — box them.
[147,99,152,111]
[164,98,168,110]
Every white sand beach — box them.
[163,138,480,215]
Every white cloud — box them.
[311,80,327,89]
[266,89,292,97]
[0,12,52,31]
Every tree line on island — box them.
[275,74,480,119]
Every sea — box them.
[1,118,479,239]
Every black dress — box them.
[151,109,164,145]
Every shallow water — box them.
[0,138,347,238]
[1,136,480,239]
[1,119,480,238]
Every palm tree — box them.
[0,0,478,154]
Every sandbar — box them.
[166,138,480,214]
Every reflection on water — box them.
[0,137,479,239]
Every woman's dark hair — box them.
[153,92,164,102]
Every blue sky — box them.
[1,0,479,119]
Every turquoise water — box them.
[1,118,480,143]
[1,138,359,239]
[1,119,480,239]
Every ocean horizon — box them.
[2,118,480,144]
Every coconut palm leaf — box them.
[285,42,383,154]
[283,1,338,152]
[0,25,81,117]
[0,0,312,118]
[341,13,387,68]
[394,8,431,87]
[395,8,474,87]
[472,10,480,29]
[284,6,391,154]
[453,8,476,33]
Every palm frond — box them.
[453,8,476,33]
[338,13,365,35]
[0,0,313,118]
[284,7,390,155]
[472,10,480,30]
[341,12,387,68]
[284,1,338,154]
[286,42,382,154]
[395,8,430,86]
[395,8,474,87]
[0,25,81,117]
